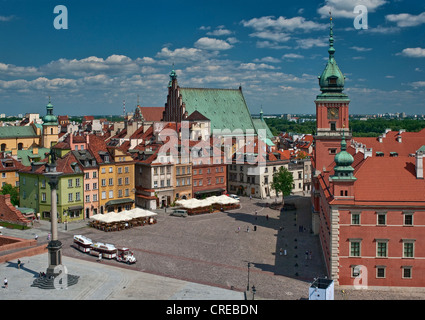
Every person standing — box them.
[17,259,21,269]
[3,277,7,289]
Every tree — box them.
[1,183,19,206]
[271,166,294,206]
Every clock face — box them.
[328,107,339,119]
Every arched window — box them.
[1,144,6,151]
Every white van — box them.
[171,209,188,217]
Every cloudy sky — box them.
[0,0,424,117]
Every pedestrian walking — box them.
[34,234,38,241]
[305,250,309,260]
[309,250,312,260]
[266,214,269,221]
[246,226,250,233]
[17,259,21,269]
[47,233,51,241]
[284,249,287,256]
[98,253,102,263]
[279,248,283,256]
[250,195,252,201]
[3,277,7,289]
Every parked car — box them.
[228,194,240,200]
[171,209,188,217]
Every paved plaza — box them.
[2,195,425,300]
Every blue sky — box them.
[0,0,424,117]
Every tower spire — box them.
[328,11,335,58]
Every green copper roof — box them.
[317,16,347,100]
[43,99,58,125]
[180,88,257,135]
[331,132,356,180]
[17,147,50,166]
[252,118,274,141]
[0,126,38,139]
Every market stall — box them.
[89,208,157,231]
[175,195,240,215]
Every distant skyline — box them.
[0,0,424,117]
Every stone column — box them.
[44,163,63,276]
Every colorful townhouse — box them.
[19,151,84,222]
[72,148,99,218]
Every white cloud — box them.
[0,15,15,22]
[282,53,304,59]
[239,63,276,70]
[253,57,281,63]
[398,47,425,58]
[255,41,291,50]
[242,16,326,32]
[409,81,425,88]
[318,0,387,18]
[0,62,41,77]
[194,37,233,50]
[350,46,372,52]
[386,12,425,27]
[206,27,232,36]
[156,46,206,61]
[296,38,327,49]
[249,31,290,43]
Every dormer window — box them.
[328,77,337,85]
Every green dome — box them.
[334,150,354,167]
[332,133,356,180]
[43,101,58,125]
[318,16,346,94]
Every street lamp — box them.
[247,262,251,290]
[252,285,256,300]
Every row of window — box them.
[153,166,171,175]
[100,166,130,174]
[193,167,224,175]
[351,265,413,280]
[176,177,191,187]
[101,189,130,200]
[153,179,171,188]
[351,212,414,226]
[176,166,191,175]
[1,172,19,178]
[193,177,224,186]
[100,177,130,187]
[349,240,415,258]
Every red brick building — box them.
[312,18,425,289]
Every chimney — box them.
[416,151,424,179]
[363,147,372,159]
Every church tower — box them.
[163,66,186,122]
[314,14,350,173]
[42,98,59,148]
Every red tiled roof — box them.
[137,106,165,122]
[0,194,32,225]
[353,129,425,157]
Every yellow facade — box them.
[0,124,41,156]
[98,149,135,213]
[0,170,19,189]
[42,124,59,148]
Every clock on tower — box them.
[327,107,339,119]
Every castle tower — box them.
[313,14,350,173]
